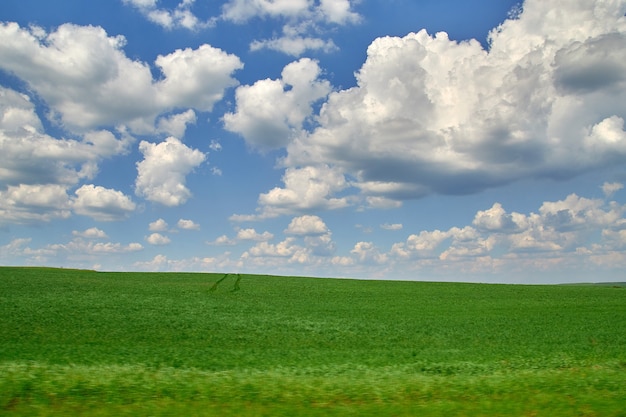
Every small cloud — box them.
[250,36,338,56]
[285,215,329,235]
[381,223,403,231]
[123,0,214,31]
[209,140,222,151]
[208,235,236,246]
[156,109,197,138]
[178,218,200,230]
[602,182,623,198]
[149,218,169,232]
[236,228,274,241]
[211,167,223,176]
[73,184,136,221]
[145,233,171,245]
[72,227,108,239]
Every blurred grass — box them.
[1,267,625,415]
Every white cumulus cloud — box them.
[178,219,200,230]
[135,137,206,206]
[146,233,171,245]
[149,218,169,232]
[122,0,213,30]
[0,23,242,134]
[0,184,71,225]
[73,184,137,221]
[224,58,331,150]
[236,228,274,241]
[255,0,626,216]
[72,228,108,239]
[285,215,329,235]
[221,0,361,56]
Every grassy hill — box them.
[1,267,625,416]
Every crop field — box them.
[1,267,625,416]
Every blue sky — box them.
[1,0,626,283]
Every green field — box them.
[1,267,625,416]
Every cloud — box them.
[248,0,626,216]
[245,237,301,257]
[473,203,521,233]
[283,215,336,256]
[135,137,206,206]
[72,228,108,239]
[602,182,624,197]
[391,192,626,267]
[236,228,274,241]
[381,223,403,231]
[123,185,626,280]
[221,0,361,55]
[250,30,338,56]
[149,218,169,232]
[285,215,329,235]
[122,0,214,31]
[234,164,350,219]
[350,241,388,265]
[0,184,71,225]
[221,0,309,22]
[0,87,132,187]
[156,110,197,138]
[73,184,137,221]
[54,240,143,254]
[145,233,171,245]
[133,253,232,272]
[319,0,361,24]
[0,23,242,133]
[224,58,331,150]
[209,235,237,246]
[177,218,200,230]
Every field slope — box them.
[1,267,625,416]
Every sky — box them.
[1,0,626,284]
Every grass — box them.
[1,266,625,415]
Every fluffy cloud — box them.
[51,239,143,255]
[246,238,300,257]
[145,233,171,245]
[177,219,200,230]
[602,182,624,197]
[236,228,274,241]
[72,228,108,239]
[350,241,388,265]
[240,215,336,263]
[0,87,131,187]
[235,164,350,219]
[156,110,197,138]
[284,215,335,255]
[221,0,310,21]
[135,137,206,206]
[391,187,626,266]
[123,0,213,30]
[0,184,71,224]
[319,0,361,24]
[73,184,137,221]
[473,203,523,233]
[221,0,361,55]
[243,0,626,215]
[285,215,329,235]
[250,34,338,56]
[224,58,331,150]
[0,23,242,133]
[149,218,169,232]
